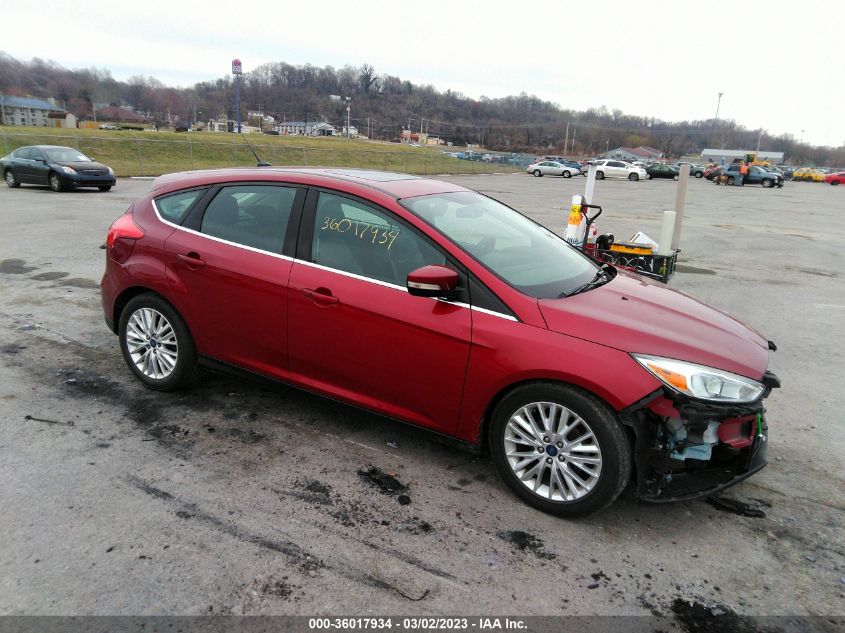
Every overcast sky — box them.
[4,1,841,147]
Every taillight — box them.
[106,212,144,249]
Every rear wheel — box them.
[628,173,639,181]
[695,171,703,178]
[727,176,736,185]
[4,169,19,188]
[673,174,679,181]
[596,171,605,180]
[830,180,839,186]
[533,169,542,177]
[119,293,198,391]
[48,172,64,192]
[489,383,631,517]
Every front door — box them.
[163,183,304,380]
[287,190,472,434]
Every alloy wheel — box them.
[503,401,602,502]
[125,307,179,380]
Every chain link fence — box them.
[0,130,527,177]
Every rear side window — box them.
[156,189,206,224]
[200,185,297,255]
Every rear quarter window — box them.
[155,188,206,224]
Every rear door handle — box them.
[177,252,206,268]
[300,287,340,306]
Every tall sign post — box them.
[232,59,243,133]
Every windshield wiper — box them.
[561,263,614,297]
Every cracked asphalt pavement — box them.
[0,174,843,621]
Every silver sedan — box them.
[527,161,580,178]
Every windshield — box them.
[44,148,91,162]
[400,191,598,298]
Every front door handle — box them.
[177,252,206,269]
[300,287,340,306]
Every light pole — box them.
[711,91,723,142]
[232,59,243,133]
[345,97,351,139]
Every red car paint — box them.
[101,168,771,447]
[824,171,845,185]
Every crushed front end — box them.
[620,370,781,503]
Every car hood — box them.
[538,271,770,379]
[54,160,110,170]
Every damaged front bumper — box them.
[620,371,780,503]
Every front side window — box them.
[200,185,297,254]
[311,192,446,287]
[401,192,597,299]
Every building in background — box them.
[0,95,66,127]
[47,111,77,128]
[275,121,337,136]
[603,146,664,162]
[700,149,785,164]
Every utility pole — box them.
[756,128,762,154]
[571,128,577,156]
[346,96,351,139]
[232,59,243,133]
[563,122,570,156]
[0,91,5,126]
[711,91,723,142]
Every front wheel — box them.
[563,170,572,178]
[489,383,631,517]
[673,174,679,181]
[48,172,64,192]
[533,169,542,177]
[628,173,639,181]
[5,169,20,188]
[596,171,605,180]
[119,293,198,391]
[727,176,736,185]
[98,185,112,192]
[695,171,703,178]
[831,180,840,186]
[762,179,773,188]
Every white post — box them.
[584,164,598,204]
[671,163,690,251]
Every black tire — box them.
[628,173,639,181]
[488,382,631,517]
[48,172,64,192]
[596,171,605,180]
[118,293,198,391]
[673,174,679,181]
[831,180,840,186]
[694,171,703,178]
[762,179,773,188]
[727,176,736,185]
[563,170,572,178]
[98,185,112,192]
[645,173,652,180]
[533,169,542,177]
[4,169,20,188]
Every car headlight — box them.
[107,167,114,175]
[632,354,765,403]
[60,166,76,174]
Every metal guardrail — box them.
[0,130,526,177]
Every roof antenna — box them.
[240,133,272,167]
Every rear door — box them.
[14,148,36,183]
[286,189,472,434]
[163,183,305,380]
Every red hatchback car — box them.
[101,168,780,516]
[824,171,845,185]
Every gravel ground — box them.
[0,173,843,622]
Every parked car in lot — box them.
[527,161,580,178]
[591,160,647,181]
[2,145,116,192]
[721,164,784,187]
[101,168,780,516]
[704,165,723,181]
[792,167,825,182]
[645,163,680,180]
[674,163,705,178]
[824,171,845,185]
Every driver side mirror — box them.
[407,265,458,298]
